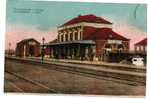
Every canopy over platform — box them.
[42,40,95,46]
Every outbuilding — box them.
[135,38,147,54]
[15,38,40,57]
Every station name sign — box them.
[107,39,122,44]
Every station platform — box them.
[28,56,146,69]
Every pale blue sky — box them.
[7,0,147,32]
[5,0,147,50]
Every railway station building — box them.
[16,38,40,57]
[134,38,147,54]
[44,14,130,61]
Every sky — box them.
[6,0,147,50]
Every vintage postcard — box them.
[4,0,147,96]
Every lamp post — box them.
[41,37,45,63]
[8,42,11,56]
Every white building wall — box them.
[58,22,112,31]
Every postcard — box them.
[4,0,147,96]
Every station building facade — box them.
[44,14,130,61]
[16,38,40,57]
[134,38,147,54]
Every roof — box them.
[46,40,95,46]
[17,38,40,44]
[50,39,58,43]
[135,38,147,46]
[60,14,112,27]
[83,27,130,41]
[42,39,58,46]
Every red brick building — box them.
[16,38,40,57]
[45,14,130,61]
[135,38,147,54]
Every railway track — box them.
[5,71,58,93]
[5,78,24,92]
[28,57,146,73]
[5,57,146,86]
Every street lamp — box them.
[8,42,11,56]
[41,37,45,63]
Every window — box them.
[118,44,123,49]
[118,44,124,52]
[70,33,73,41]
[141,46,143,51]
[105,44,111,48]
[145,46,147,52]
[136,46,139,51]
[65,33,68,41]
[75,32,78,40]
[58,35,60,42]
[61,35,63,42]
[105,44,112,53]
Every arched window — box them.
[61,35,63,42]
[58,35,60,42]
[65,33,68,41]
[75,32,78,40]
[70,33,73,41]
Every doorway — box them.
[29,45,35,56]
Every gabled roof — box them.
[135,38,147,46]
[60,14,112,27]
[83,27,130,41]
[17,38,40,44]
[50,39,58,43]
[43,39,57,46]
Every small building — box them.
[16,38,40,57]
[135,38,147,54]
[44,14,130,61]
[134,38,147,64]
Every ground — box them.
[4,59,145,96]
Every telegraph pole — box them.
[41,37,45,63]
[8,42,11,56]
